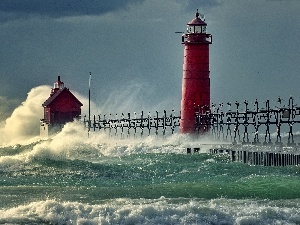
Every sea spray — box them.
[0,85,98,146]
[2,86,50,144]
[1,87,300,224]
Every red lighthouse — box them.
[40,76,83,136]
[180,10,212,134]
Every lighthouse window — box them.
[187,25,205,34]
[195,26,202,33]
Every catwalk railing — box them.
[195,97,300,146]
[84,97,300,145]
[83,110,180,138]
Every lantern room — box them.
[53,75,64,90]
[182,9,212,44]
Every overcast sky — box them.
[0,0,300,117]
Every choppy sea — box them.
[1,122,300,225]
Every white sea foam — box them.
[1,198,300,225]
[0,119,225,173]
[54,121,224,157]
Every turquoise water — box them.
[1,123,300,224]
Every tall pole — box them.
[88,72,91,137]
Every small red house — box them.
[42,76,83,126]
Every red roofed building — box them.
[40,76,83,136]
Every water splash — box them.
[1,198,300,225]
[0,86,49,145]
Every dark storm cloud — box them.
[0,0,145,20]
[184,0,221,10]
[0,0,222,22]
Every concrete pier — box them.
[186,145,300,166]
[207,147,300,166]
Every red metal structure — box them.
[41,76,83,126]
[180,10,212,134]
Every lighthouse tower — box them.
[180,10,212,134]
